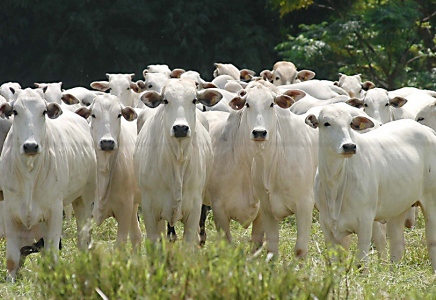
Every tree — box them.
[270,0,436,89]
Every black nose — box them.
[342,143,357,154]
[252,129,267,140]
[100,139,115,151]
[23,142,39,155]
[173,125,189,138]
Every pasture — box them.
[0,211,435,299]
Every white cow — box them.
[279,80,349,100]
[62,87,103,107]
[416,101,436,129]
[0,88,96,281]
[0,82,21,102]
[333,73,375,98]
[144,64,172,78]
[261,61,315,85]
[287,89,349,115]
[305,105,436,271]
[134,78,222,243]
[75,94,142,249]
[225,80,318,258]
[91,73,144,108]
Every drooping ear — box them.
[274,94,295,109]
[282,89,306,102]
[197,89,223,107]
[90,81,110,92]
[350,116,374,131]
[333,81,340,86]
[390,96,407,108]
[141,91,164,108]
[240,69,255,81]
[297,70,316,81]
[46,102,63,119]
[201,82,218,89]
[129,73,135,80]
[0,102,13,119]
[170,68,186,78]
[362,81,375,91]
[75,107,91,119]
[346,98,365,109]
[130,82,141,93]
[305,114,319,128]
[61,94,80,105]
[121,106,138,121]
[34,83,48,94]
[260,70,273,82]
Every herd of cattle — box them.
[1,61,436,281]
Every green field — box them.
[1,211,435,299]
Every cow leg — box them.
[72,197,92,250]
[420,202,436,272]
[129,203,142,251]
[182,201,201,244]
[404,207,416,229]
[356,219,374,269]
[43,201,63,261]
[211,202,232,243]
[261,207,279,258]
[167,223,177,242]
[372,222,387,260]
[114,206,131,248]
[63,204,73,222]
[142,203,162,242]
[386,212,407,263]
[294,200,314,259]
[199,205,210,246]
[250,212,264,253]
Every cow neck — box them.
[317,146,350,232]
[95,149,117,222]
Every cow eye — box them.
[91,114,96,118]
[163,99,168,104]
[275,77,279,81]
[246,103,250,108]
[12,110,17,116]
[148,84,153,89]
[417,117,424,122]
[126,87,130,90]
[192,99,197,104]
[270,103,274,107]
[117,113,122,118]
[364,104,368,107]
[324,122,331,127]
[42,110,47,116]
[385,103,389,107]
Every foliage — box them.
[273,0,436,89]
[1,214,436,298]
[0,0,282,88]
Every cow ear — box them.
[141,91,164,108]
[170,68,185,78]
[121,106,138,121]
[362,81,375,91]
[46,103,62,119]
[260,70,273,82]
[350,116,374,131]
[333,81,340,86]
[274,94,295,109]
[197,89,223,107]
[0,102,13,119]
[390,97,407,108]
[130,82,141,93]
[90,81,110,92]
[297,70,316,81]
[240,69,255,82]
[282,89,306,102]
[201,82,218,89]
[346,98,365,109]
[61,93,80,105]
[305,114,319,129]
[75,107,91,119]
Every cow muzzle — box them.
[172,125,190,138]
[341,143,357,156]
[23,141,39,156]
[100,139,115,151]
[252,129,268,141]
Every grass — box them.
[0,211,436,299]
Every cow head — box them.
[334,73,375,98]
[305,105,374,157]
[416,101,436,130]
[229,80,298,142]
[270,61,315,86]
[34,82,63,104]
[0,88,62,156]
[141,79,222,139]
[346,87,406,124]
[76,94,137,152]
[91,73,140,107]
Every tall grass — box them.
[1,212,436,299]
